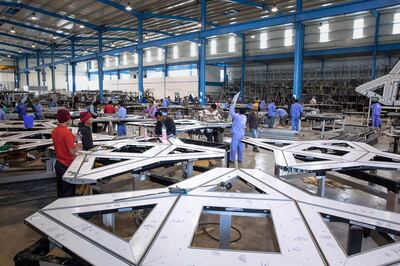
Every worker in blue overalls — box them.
[229,96,247,164]
[267,100,277,128]
[290,99,304,132]
[370,101,382,130]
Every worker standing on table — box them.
[267,100,277,128]
[33,99,43,120]
[117,101,127,136]
[78,112,94,151]
[370,101,382,130]
[276,108,288,126]
[229,93,247,163]
[290,99,304,131]
[51,108,81,197]
[155,111,176,138]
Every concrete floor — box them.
[0,127,398,265]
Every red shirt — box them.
[51,125,76,166]
[104,104,116,114]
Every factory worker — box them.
[247,106,260,152]
[33,99,43,120]
[78,112,94,151]
[49,98,57,108]
[370,101,382,130]
[144,101,157,119]
[0,107,6,120]
[51,108,81,197]
[259,99,267,111]
[276,108,288,126]
[310,97,317,105]
[290,99,304,132]
[155,111,176,138]
[229,94,247,163]
[15,100,27,119]
[267,100,277,128]
[117,101,127,136]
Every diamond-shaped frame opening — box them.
[207,176,266,194]
[112,145,154,153]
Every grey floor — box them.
[0,126,398,265]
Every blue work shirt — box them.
[259,100,267,110]
[0,109,6,120]
[49,100,57,108]
[276,108,288,118]
[370,103,381,116]
[162,100,169,108]
[33,103,43,115]
[229,104,247,137]
[290,102,304,118]
[15,103,27,117]
[117,106,127,119]
[267,103,276,116]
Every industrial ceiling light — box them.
[31,43,36,48]
[197,22,202,28]
[7,54,11,58]
[52,36,57,39]
[10,27,15,33]
[250,35,255,39]
[30,12,38,20]
[79,25,85,29]
[125,2,133,11]
[271,4,278,13]
[111,42,116,47]
[18,49,22,53]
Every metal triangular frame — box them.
[356,60,400,105]
[26,168,400,265]
[63,138,226,184]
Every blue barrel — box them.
[23,115,34,129]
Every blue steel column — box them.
[71,38,77,96]
[36,50,41,87]
[240,34,246,101]
[137,13,144,100]
[98,28,104,99]
[66,63,70,93]
[199,0,206,105]
[15,59,20,89]
[164,46,168,77]
[293,0,304,99]
[41,57,46,87]
[371,11,380,80]
[51,44,56,92]
[25,54,29,86]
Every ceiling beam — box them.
[0,1,98,30]
[222,0,267,10]
[105,26,175,37]
[96,0,217,27]
[0,19,69,39]
[0,31,49,46]
[0,41,34,51]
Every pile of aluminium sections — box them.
[26,167,400,265]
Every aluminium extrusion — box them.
[25,167,400,265]
[62,138,226,184]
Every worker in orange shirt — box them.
[51,108,81,198]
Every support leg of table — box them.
[219,214,232,249]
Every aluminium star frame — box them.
[26,167,400,265]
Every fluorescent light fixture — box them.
[166,0,194,10]
[126,2,132,11]
[79,25,85,29]
[322,3,333,7]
